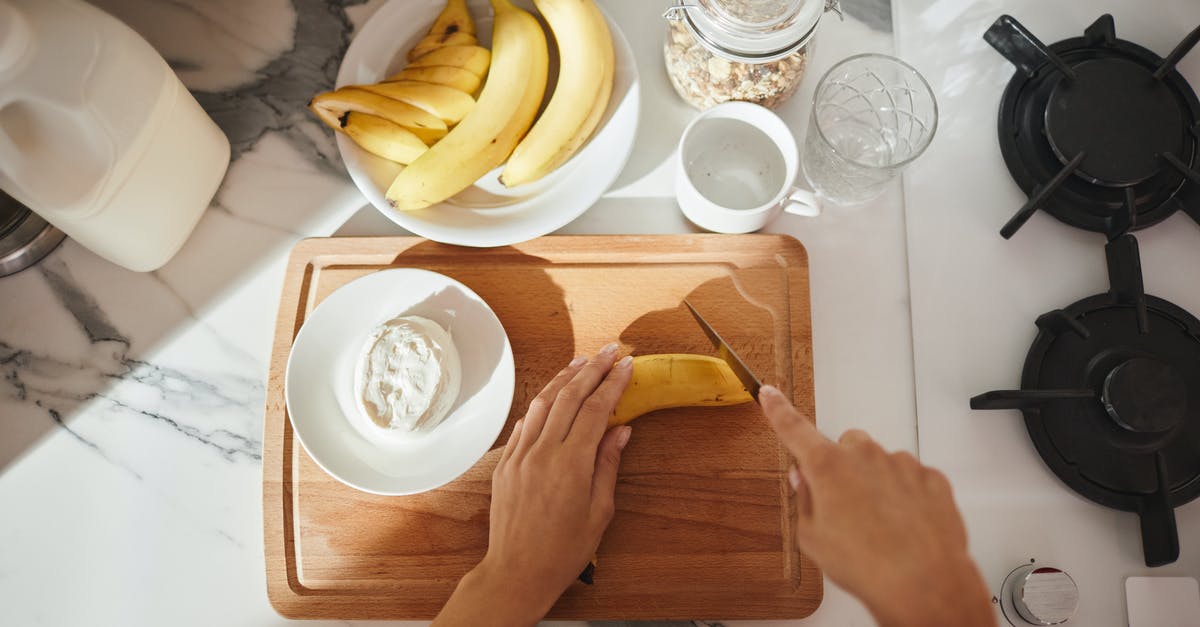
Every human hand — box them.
[434,344,634,627]
[759,385,996,627]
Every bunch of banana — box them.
[308,0,491,165]
[609,355,754,427]
[500,0,615,188]
[314,0,616,210]
[385,0,548,210]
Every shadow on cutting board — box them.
[395,283,508,420]
[389,240,576,451]
[619,275,785,393]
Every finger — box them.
[565,354,634,450]
[921,465,953,496]
[838,428,873,447]
[589,425,631,530]
[892,450,921,470]
[517,356,588,452]
[541,343,621,444]
[760,385,828,459]
[922,468,968,547]
[498,419,524,465]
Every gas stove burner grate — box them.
[971,235,1200,567]
[985,14,1200,239]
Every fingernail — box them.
[615,355,633,369]
[788,465,801,492]
[569,355,588,367]
[761,385,782,400]
[599,342,619,356]
[616,426,632,450]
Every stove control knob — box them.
[1006,565,1078,625]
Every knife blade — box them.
[683,300,763,402]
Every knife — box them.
[683,300,763,402]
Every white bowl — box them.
[335,0,640,247]
[285,269,515,495]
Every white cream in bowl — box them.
[354,315,462,433]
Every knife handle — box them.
[578,554,598,585]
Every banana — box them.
[429,0,475,38]
[385,0,548,211]
[609,355,754,427]
[356,81,476,125]
[407,0,477,61]
[406,45,492,79]
[500,0,614,187]
[387,65,483,94]
[409,31,479,62]
[309,88,448,144]
[339,111,429,164]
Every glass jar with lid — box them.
[663,0,834,110]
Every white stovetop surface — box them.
[897,0,1200,624]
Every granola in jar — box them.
[665,19,808,110]
[662,0,825,110]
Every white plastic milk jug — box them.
[0,0,230,272]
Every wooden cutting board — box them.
[262,234,820,620]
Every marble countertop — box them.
[0,1,910,625]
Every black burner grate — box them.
[986,15,1200,239]
[971,235,1200,567]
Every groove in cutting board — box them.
[262,234,819,619]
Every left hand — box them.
[434,344,634,626]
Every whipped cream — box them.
[354,315,461,432]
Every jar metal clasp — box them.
[825,0,843,20]
[662,1,700,21]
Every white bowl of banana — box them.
[313,0,640,247]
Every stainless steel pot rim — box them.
[0,194,66,277]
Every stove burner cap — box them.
[1045,58,1186,186]
[1102,358,1186,433]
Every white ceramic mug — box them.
[675,101,819,234]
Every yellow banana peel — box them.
[610,354,754,427]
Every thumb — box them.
[590,425,632,526]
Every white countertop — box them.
[0,1,913,625]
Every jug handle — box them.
[0,114,25,175]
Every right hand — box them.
[759,385,997,627]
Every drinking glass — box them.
[802,53,938,205]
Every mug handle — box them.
[781,187,821,217]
